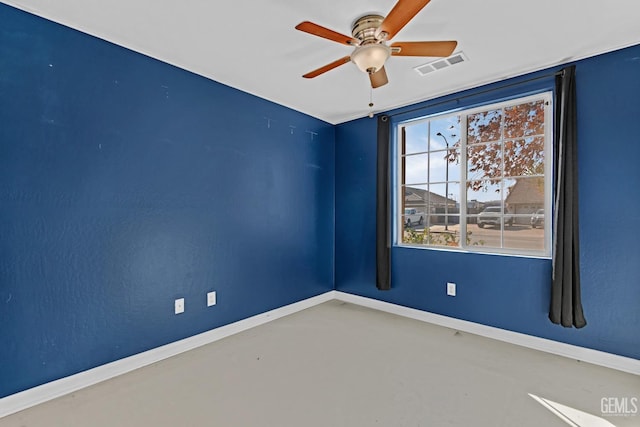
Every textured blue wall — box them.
[336,44,640,359]
[0,5,334,397]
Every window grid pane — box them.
[397,93,552,257]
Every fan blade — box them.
[303,56,351,79]
[391,41,457,57]
[295,21,359,46]
[369,66,389,88]
[378,0,431,41]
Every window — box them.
[396,92,552,257]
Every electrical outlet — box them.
[207,291,217,307]
[447,282,456,297]
[175,298,185,314]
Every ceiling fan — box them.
[295,0,457,88]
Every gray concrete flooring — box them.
[2,300,638,426]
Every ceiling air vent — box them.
[414,51,468,76]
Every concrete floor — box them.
[2,300,638,426]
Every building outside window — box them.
[396,92,553,257]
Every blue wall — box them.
[336,44,640,360]
[0,5,334,398]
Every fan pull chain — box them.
[368,87,375,118]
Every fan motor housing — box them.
[351,14,384,44]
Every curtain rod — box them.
[386,68,565,119]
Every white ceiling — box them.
[3,0,640,124]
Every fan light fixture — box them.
[350,44,391,74]
[295,1,459,88]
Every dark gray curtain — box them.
[550,65,586,328]
[376,115,391,290]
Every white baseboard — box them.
[0,291,335,419]
[334,291,640,376]
[2,290,637,419]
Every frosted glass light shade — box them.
[351,44,391,73]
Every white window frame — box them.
[394,92,553,258]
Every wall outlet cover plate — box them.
[175,298,185,314]
[447,282,456,297]
[207,291,216,307]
